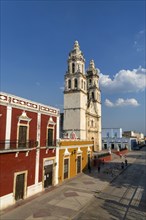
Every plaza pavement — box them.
[1,150,137,220]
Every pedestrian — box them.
[98,165,101,173]
[121,162,124,169]
[125,159,128,166]
[94,156,96,166]
[102,159,105,166]
[88,164,91,173]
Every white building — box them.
[63,41,102,151]
[123,131,145,144]
[102,128,137,151]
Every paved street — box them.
[1,147,146,220]
[73,147,146,220]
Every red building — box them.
[0,92,60,210]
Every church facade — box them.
[63,41,102,151]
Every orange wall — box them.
[58,146,92,184]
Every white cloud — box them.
[105,99,114,107]
[99,67,146,93]
[105,98,140,107]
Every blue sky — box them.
[1,0,146,135]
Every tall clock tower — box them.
[63,41,87,139]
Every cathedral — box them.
[63,41,102,151]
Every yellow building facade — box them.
[58,140,93,183]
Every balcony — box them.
[0,140,38,151]
[45,139,57,148]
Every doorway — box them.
[77,156,81,174]
[104,144,107,149]
[15,173,25,201]
[44,164,53,188]
[111,144,114,149]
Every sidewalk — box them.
[1,150,137,220]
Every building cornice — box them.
[0,92,59,116]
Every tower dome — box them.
[67,41,85,75]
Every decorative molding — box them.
[26,151,29,157]
[0,92,59,116]
[18,111,32,123]
[15,152,19,157]
[87,146,91,153]
[48,116,56,126]
[64,148,71,156]
[77,147,82,154]
[0,94,8,101]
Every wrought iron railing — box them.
[45,139,57,147]
[0,140,38,150]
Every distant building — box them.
[63,41,102,151]
[123,131,145,144]
[102,128,137,151]
[0,92,60,210]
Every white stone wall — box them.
[64,93,81,108]
[64,109,81,130]
[64,92,87,140]
[102,128,122,138]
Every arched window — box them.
[74,78,78,88]
[84,81,86,90]
[89,79,92,85]
[92,92,94,100]
[72,63,75,73]
[68,79,71,89]
[81,79,83,89]
[91,120,94,127]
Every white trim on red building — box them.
[0,92,60,210]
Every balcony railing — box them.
[0,140,38,150]
[45,139,57,147]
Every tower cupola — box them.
[67,41,85,75]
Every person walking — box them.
[88,163,91,173]
[121,162,124,169]
[98,165,101,173]
[102,159,105,166]
[125,159,128,166]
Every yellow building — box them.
[58,140,93,183]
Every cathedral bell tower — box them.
[86,60,102,151]
[63,41,87,139]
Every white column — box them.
[35,112,41,185]
[5,106,12,149]
[54,113,60,185]
[56,113,60,140]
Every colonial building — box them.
[102,128,137,151]
[0,92,60,210]
[63,41,102,151]
[123,130,145,144]
[58,139,93,184]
